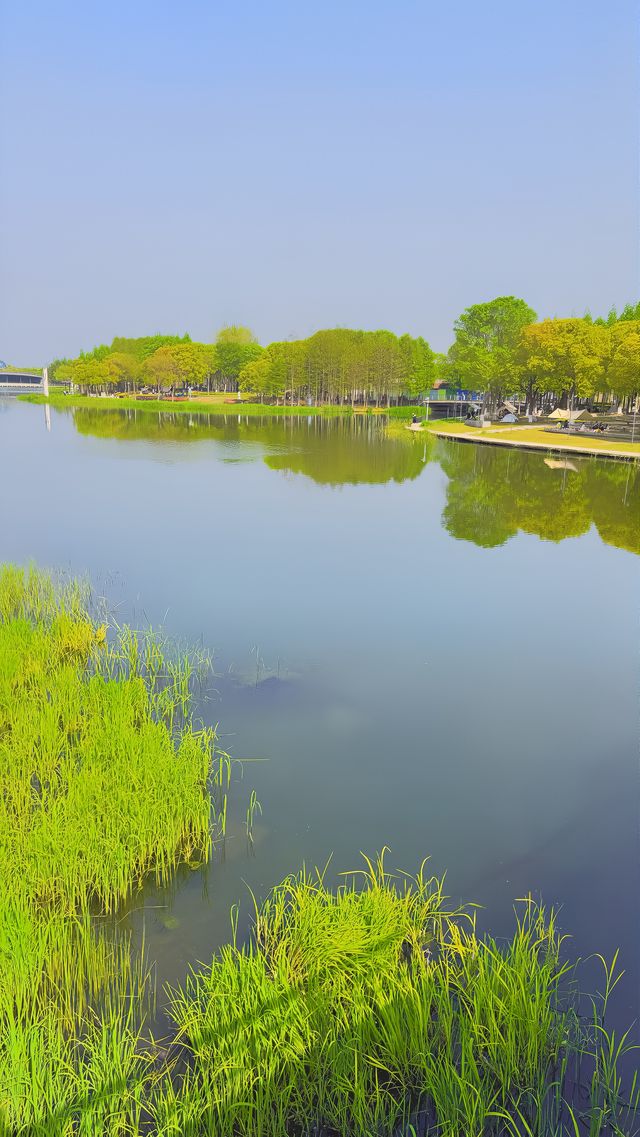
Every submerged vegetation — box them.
[0,566,637,1134]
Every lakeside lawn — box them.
[430,421,640,458]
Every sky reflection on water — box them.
[1,399,637,1030]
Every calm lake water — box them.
[1,399,638,1027]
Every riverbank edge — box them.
[18,393,358,417]
[18,393,640,458]
[432,427,640,462]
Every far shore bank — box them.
[19,393,356,417]
[17,391,440,421]
[17,394,640,460]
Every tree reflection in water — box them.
[70,408,639,555]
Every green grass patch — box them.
[483,426,640,455]
[380,405,424,419]
[0,366,43,375]
[433,423,640,456]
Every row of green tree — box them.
[237,329,434,405]
[51,327,262,395]
[51,299,640,409]
[52,325,434,406]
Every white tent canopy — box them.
[548,408,593,421]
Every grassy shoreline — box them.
[19,392,435,419]
[431,422,640,460]
[19,392,640,460]
[20,392,356,416]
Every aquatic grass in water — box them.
[1,852,638,1133]
[0,566,637,1134]
[0,566,229,913]
[0,564,232,1133]
[164,855,639,1137]
[0,904,155,1131]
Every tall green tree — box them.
[618,302,640,322]
[212,324,263,390]
[399,335,435,399]
[518,319,608,408]
[237,355,281,400]
[606,321,640,407]
[108,334,191,360]
[102,352,141,392]
[215,341,263,390]
[235,327,435,406]
[592,301,640,326]
[448,296,537,411]
[143,343,208,391]
[57,357,111,392]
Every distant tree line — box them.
[51,327,262,397]
[52,326,434,406]
[49,301,640,411]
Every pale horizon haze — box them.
[0,0,638,365]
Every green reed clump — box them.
[162,854,638,1137]
[0,902,155,1133]
[1,843,637,1134]
[0,564,232,1134]
[0,561,88,627]
[0,564,230,913]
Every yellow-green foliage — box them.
[0,565,224,1133]
[0,905,153,1130]
[166,856,576,1136]
[0,565,215,912]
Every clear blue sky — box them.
[1,0,637,364]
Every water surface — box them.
[1,400,638,1025]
